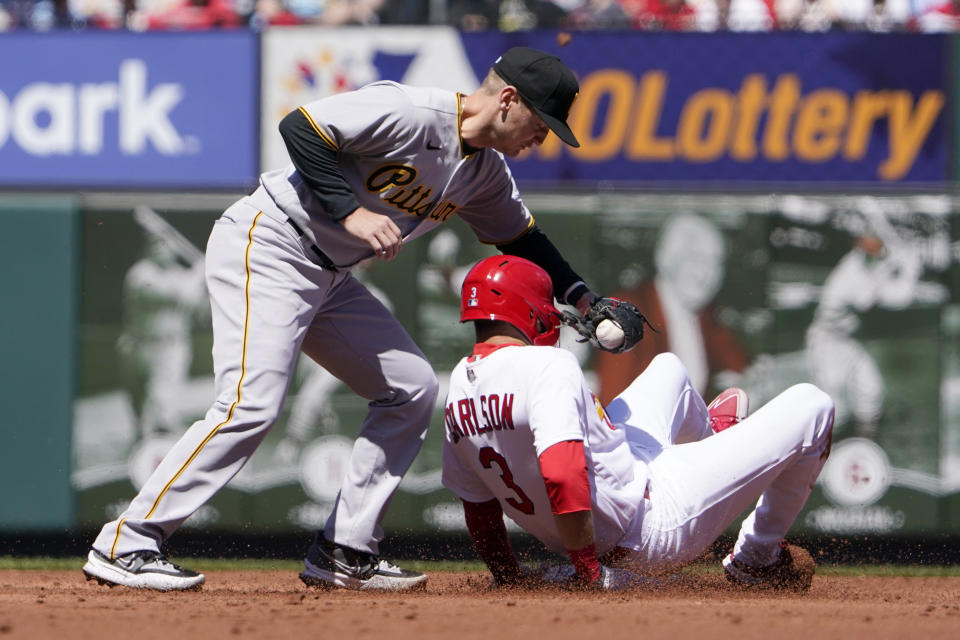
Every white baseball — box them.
[595,319,625,350]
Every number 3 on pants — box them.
[479,446,535,515]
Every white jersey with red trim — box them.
[441,343,648,555]
[444,348,836,576]
[260,81,534,268]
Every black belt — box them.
[286,217,339,272]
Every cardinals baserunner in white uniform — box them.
[442,256,835,590]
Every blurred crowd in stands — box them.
[2,0,960,33]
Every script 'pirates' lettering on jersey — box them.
[365,163,459,223]
[444,393,516,444]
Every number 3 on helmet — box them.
[459,255,563,346]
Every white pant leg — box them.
[93,200,332,558]
[300,275,439,555]
[625,383,834,572]
[605,352,712,453]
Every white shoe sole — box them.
[300,559,427,591]
[82,550,205,591]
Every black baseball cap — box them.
[493,47,580,148]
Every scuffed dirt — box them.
[1,570,959,640]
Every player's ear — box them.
[499,86,519,112]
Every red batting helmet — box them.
[460,255,562,346]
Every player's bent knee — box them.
[375,357,438,409]
[650,351,684,374]
[810,385,836,443]
[784,382,835,445]
[414,369,440,407]
[784,382,828,405]
[794,382,835,419]
[643,352,692,390]
[404,356,439,402]
[426,372,440,402]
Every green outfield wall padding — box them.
[0,196,79,530]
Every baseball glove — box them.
[562,296,652,354]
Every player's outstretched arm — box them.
[539,440,603,584]
[539,441,641,590]
[462,499,525,587]
[496,227,595,309]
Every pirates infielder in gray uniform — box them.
[83,47,604,591]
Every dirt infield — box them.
[2,570,959,640]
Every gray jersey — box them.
[261,81,534,268]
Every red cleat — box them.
[707,387,749,433]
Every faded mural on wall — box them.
[73,194,960,536]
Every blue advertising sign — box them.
[462,32,949,186]
[0,32,258,189]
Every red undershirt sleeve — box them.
[462,498,522,585]
[538,440,591,514]
[539,440,600,583]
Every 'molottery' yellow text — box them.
[533,71,944,181]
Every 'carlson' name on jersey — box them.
[444,394,515,444]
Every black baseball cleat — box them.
[722,542,815,591]
[82,549,205,591]
[299,534,427,591]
